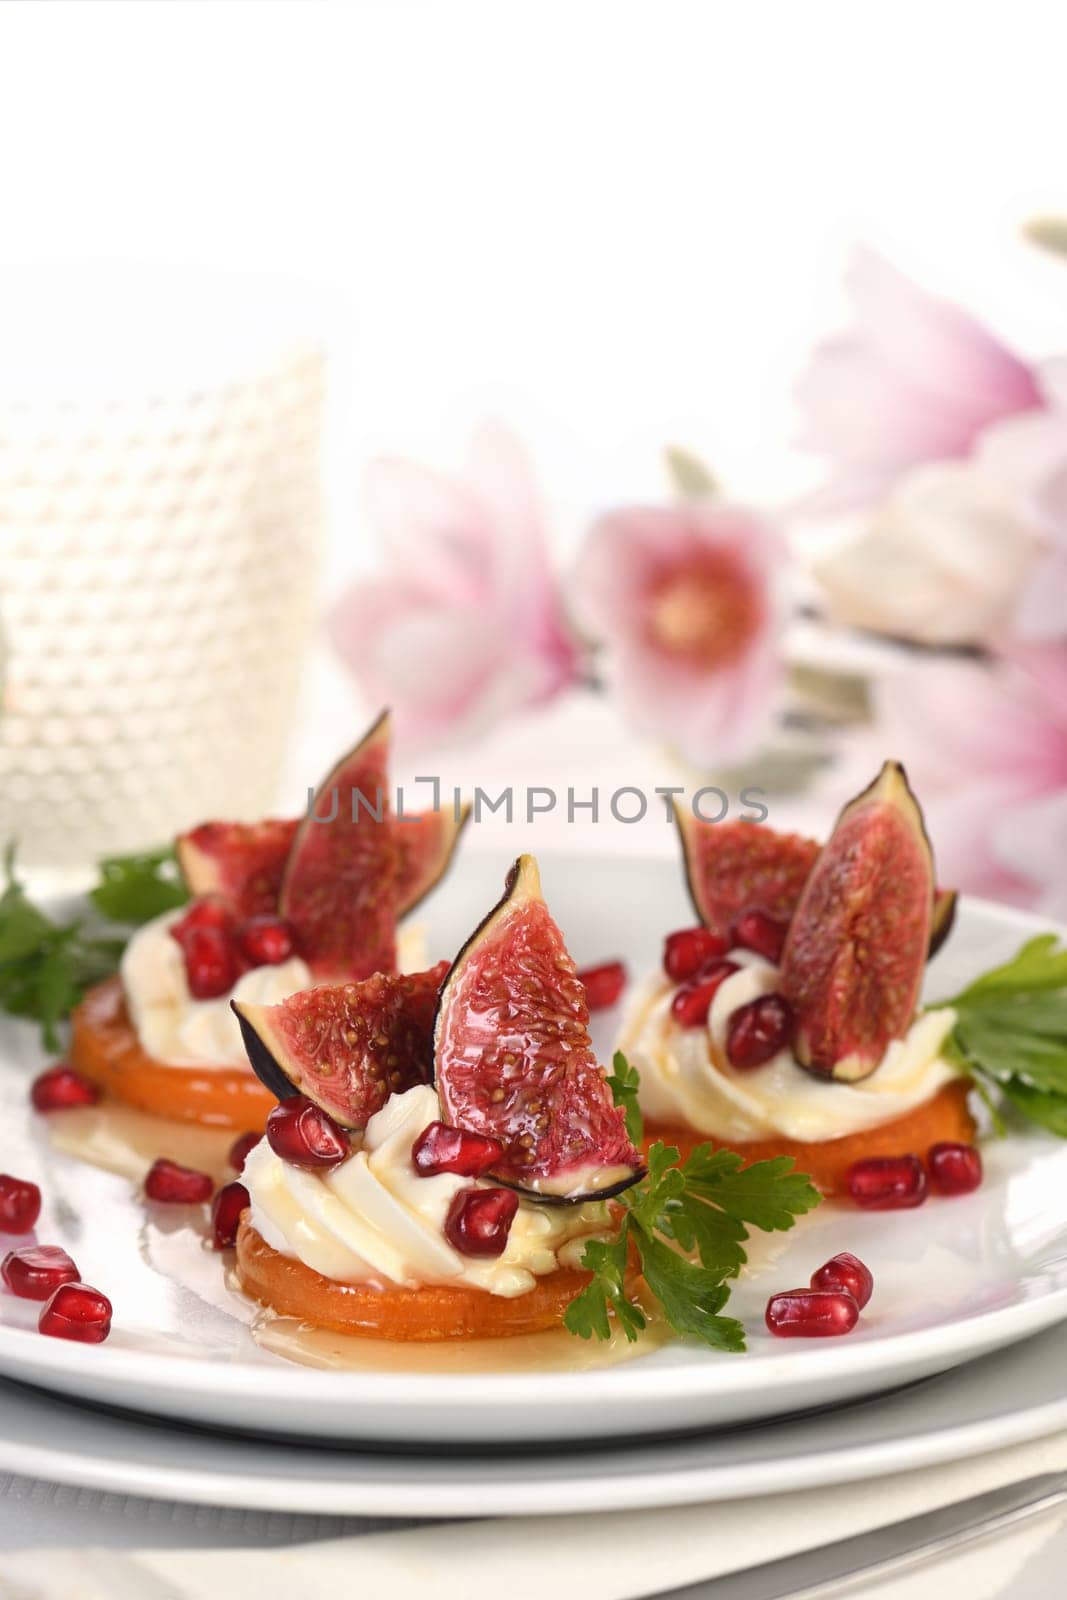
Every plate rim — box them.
[1,887,1065,1442]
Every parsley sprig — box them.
[942,935,1067,1137]
[0,845,188,1049]
[567,1055,821,1351]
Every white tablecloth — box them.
[3,1429,1067,1599]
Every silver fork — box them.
[641,1472,1067,1599]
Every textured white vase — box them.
[0,269,324,877]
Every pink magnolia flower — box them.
[874,645,1067,915]
[797,250,1044,513]
[975,379,1067,640]
[329,426,581,748]
[572,503,785,768]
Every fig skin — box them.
[780,761,935,1083]
[433,854,644,1205]
[928,888,958,958]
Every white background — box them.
[2,0,1066,585]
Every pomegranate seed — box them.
[726,993,793,1069]
[38,1282,112,1344]
[30,1065,99,1112]
[238,915,295,968]
[577,960,627,1010]
[228,1131,261,1172]
[731,907,789,964]
[444,1187,518,1257]
[670,960,740,1027]
[144,1158,214,1204]
[766,1288,859,1337]
[266,1096,350,1169]
[211,1181,249,1249]
[663,926,729,983]
[847,1154,928,1209]
[170,897,234,942]
[412,1121,504,1178]
[928,1141,983,1196]
[182,926,240,1000]
[0,1174,41,1234]
[810,1251,874,1309]
[2,1245,79,1300]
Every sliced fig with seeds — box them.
[433,854,643,1203]
[673,808,819,934]
[673,805,952,961]
[233,961,448,1129]
[781,761,935,1082]
[176,819,298,919]
[395,803,473,918]
[279,711,399,981]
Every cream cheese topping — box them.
[617,949,959,1144]
[120,909,428,1069]
[242,1084,612,1298]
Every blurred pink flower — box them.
[573,503,785,768]
[975,379,1067,640]
[329,426,581,748]
[797,250,1044,513]
[875,646,1067,915]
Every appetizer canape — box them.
[230,854,646,1341]
[68,712,468,1129]
[617,762,976,1195]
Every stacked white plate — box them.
[1,857,1065,1516]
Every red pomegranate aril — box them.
[170,897,234,943]
[211,1181,249,1249]
[847,1153,927,1210]
[670,961,740,1028]
[577,960,628,1011]
[238,915,295,968]
[444,1187,519,1257]
[2,1245,79,1300]
[766,1288,859,1338]
[0,1173,41,1234]
[266,1096,350,1170]
[928,1141,983,1196]
[412,1121,504,1178]
[39,1282,112,1344]
[810,1251,874,1309]
[663,925,729,983]
[731,907,789,965]
[228,1131,261,1173]
[726,993,793,1069]
[144,1158,214,1205]
[182,926,240,1000]
[30,1064,100,1113]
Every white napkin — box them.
[3,1429,1067,1600]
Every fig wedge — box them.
[780,761,935,1082]
[673,808,819,933]
[233,962,449,1129]
[433,855,643,1203]
[279,712,398,981]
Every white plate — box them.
[0,856,1065,1446]
[4,1316,1067,1517]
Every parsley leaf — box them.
[0,842,187,1048]
[607,1050,643,1144]
[89,846,189,925]
[564,1119,821,1352]
[940,935,1067,1137]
